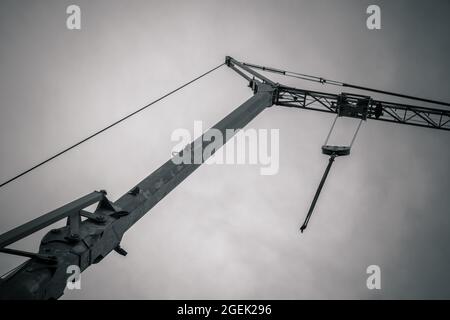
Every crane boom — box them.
[0,82,274,299]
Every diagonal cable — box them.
[0,62,225,190]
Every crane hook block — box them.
[322,145,350,157]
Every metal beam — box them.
[276,85,450,131]
[0,82,275,300]
[226,56,276,86]
[113,82,275,230]
[227,57,450,131]
[0,191,105,249]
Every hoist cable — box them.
[243,62,450,108]
[349,119,364,148]
[323,115,339,146]
[0,62,225,190]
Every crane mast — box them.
[0,56,449,299]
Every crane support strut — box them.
[0,80,275,300]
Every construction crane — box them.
[0,56,449,299]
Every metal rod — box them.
[226,57,276,86]
[350,119,364,148]
[300,155,336,233]
[0,191,104,248]
[239,60,450,107]
[0,248,57,263]
[323,115,339,146]
[343,83,450,108]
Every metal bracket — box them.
[79,210,106,223]
[0,191,106,250]
[66,212,81,241]
[337,93,370,120]
[128,186,141,196]
[97,197,129,218]
[114,245,127,256]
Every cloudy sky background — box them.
[0,0,449,299]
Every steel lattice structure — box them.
[227,56,450,131]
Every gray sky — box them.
[0,0,450,299]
